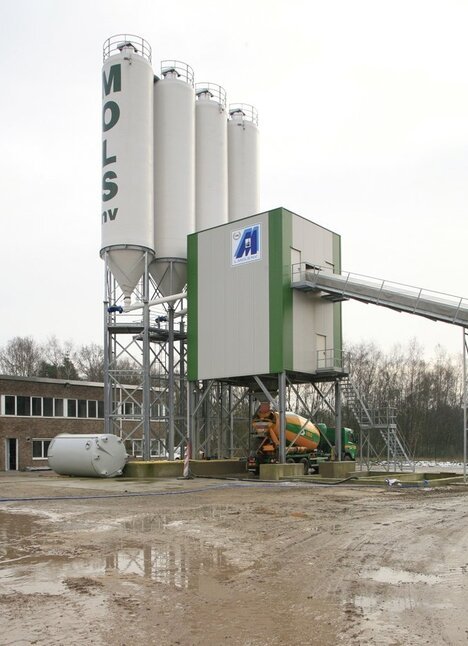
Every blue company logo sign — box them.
[231,224,262,266]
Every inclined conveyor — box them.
[291,265,468,328]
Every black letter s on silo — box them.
[103,171,118,202]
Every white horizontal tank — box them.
[228,104,259,222]
[151,60,195,296]
[195,83,228,231]
[48,434,128,478]
[100,35,155,304]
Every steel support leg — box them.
[334,380,342,459]
[168,305,175,460]
[278,372,286,464]
[142,254,151,461]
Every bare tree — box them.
[74,343,104,382]
[0,336,43,376]
[346,338,464,459]
[38,336,78,380]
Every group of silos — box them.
[101,34,259,303]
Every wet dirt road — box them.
[1,473,468,645]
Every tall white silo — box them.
[227,104,259,222]
[151,61,195,296]
[100,35,155,304]
[195,83,228,231]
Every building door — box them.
[316,334,327,369]
[291,248,301,280]
[6,438,18,471]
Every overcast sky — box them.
[1,0,467,357]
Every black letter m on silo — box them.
[103,65,121,97]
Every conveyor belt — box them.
[291,266,468,328]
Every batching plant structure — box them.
[98,35,468,474]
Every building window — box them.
[32,439,51,459]
[32,397,42,416]
[77,399,87,418]
[1,394,106,419]
[54,398,64,417]
[43,398,53,416]
[88,400,97,418]
[151,403,167,418]
[126,439,166,458]
[5,396,15,415]
[17,396,30,416]
[123,402,134,415]
[67,399,77,417]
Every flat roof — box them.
[0,374,104,388]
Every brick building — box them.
[0,375,108,471]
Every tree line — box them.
[0,336,104,382]
[343,340,464,459]
[0,335,465,458]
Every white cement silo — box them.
[227,104,259,222]
[195,83,228,231]
[100,35,155,304]
[151,61,195,296]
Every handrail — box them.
[195,82,227,109]
[291,263,468,327]
[160,60,194,86]
[103,34,152,62]
[228,103,259,125]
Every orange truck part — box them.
[252,409,321,452]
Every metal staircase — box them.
[341,377,414,471]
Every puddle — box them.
[0,511,42,562]
[1,543,231,595]
[361,567,439,585]
[0,559,104,595]
[0,509,234,596]
[352,594,451,612]
[122,505,235,532]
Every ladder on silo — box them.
[341,377,414,472]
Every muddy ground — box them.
[1,473,468,645]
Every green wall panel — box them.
[268,209,293,372]
[187,233,198,380]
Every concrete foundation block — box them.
[124,459,246,479]
[189,460,246,477]
[319,461,355,479]
[259,463,304,480]
[124,461,183,478]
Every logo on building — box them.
[231,224,261,266]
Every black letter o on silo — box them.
[103,101,120,132]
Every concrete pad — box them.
[124,461,183,478]
[189,460,246,477]
[123,459,246,479]
[319,461,355,479]
[259,463,303,480]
